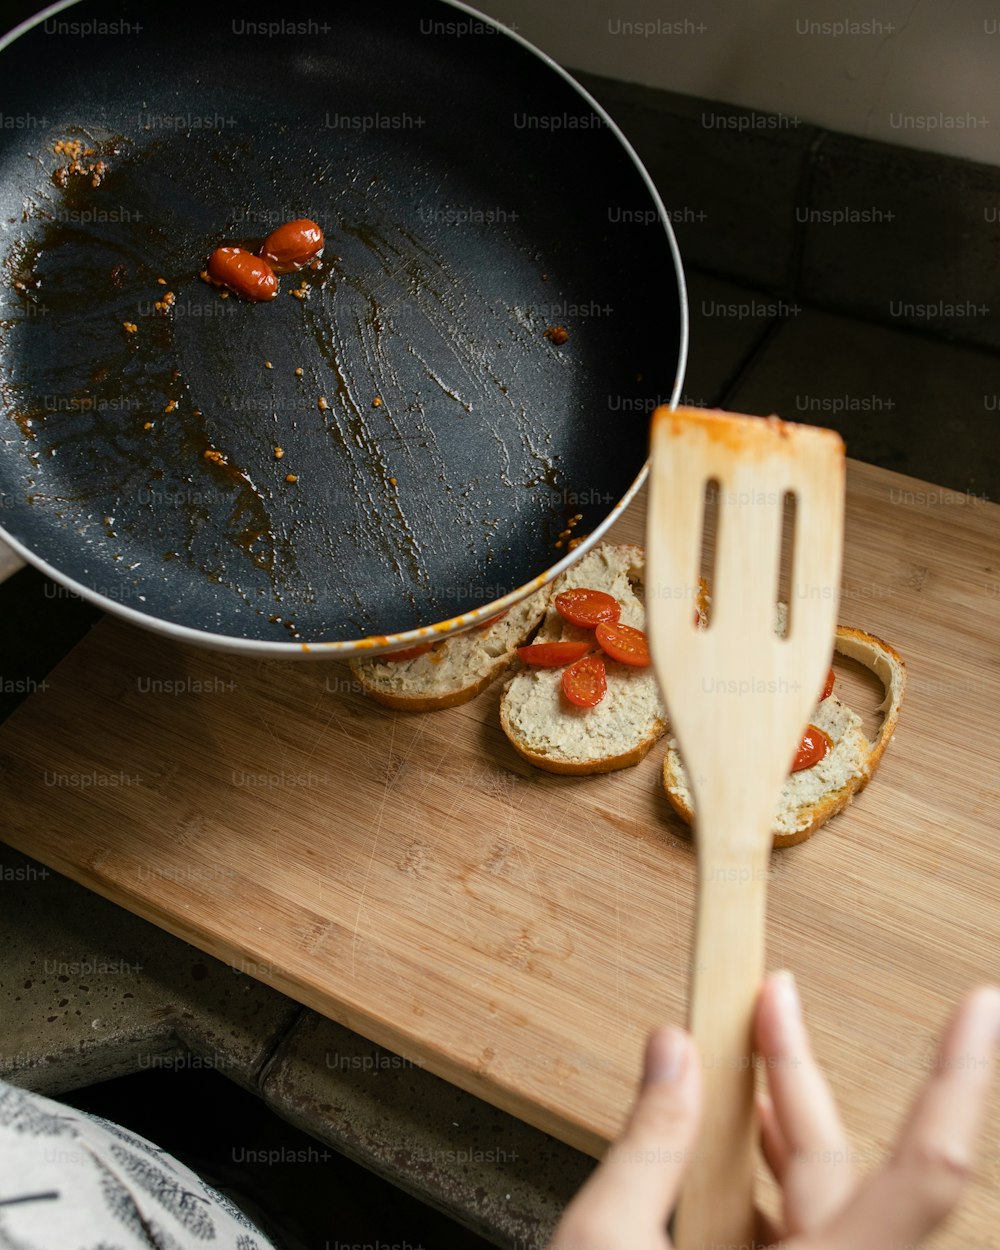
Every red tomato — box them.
[594,621,650,667]
[791,724,832,772]
[820,666,835,701]
[207,247,278,300]
[517,641,590,667]
[383,642,433,662]
[555,587,621,629]
[562,654,606,707]
[260,218,325,274]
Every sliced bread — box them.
[662,624,906,847]
[348,588,550,711]
[499,543,668,774]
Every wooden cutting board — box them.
[2,459,999,1245]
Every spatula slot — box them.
[698,478,720,627]
[776,489,797,638]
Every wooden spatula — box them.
[645,406,845,1250]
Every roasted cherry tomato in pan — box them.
[791,724,832,772]
[820,665,835,701]
[517,641,590,667]
[207,247,278,300]
[383,642,433,662]
[554,587,621,629]
[260,218,325,274]
[594,621,650,667]
[561,654,607,707]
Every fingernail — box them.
[773,969,801,1020]
[977,986,1000,1040]
[645,1027,688,1085]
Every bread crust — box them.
[500,702,667,774]
[831,625,906,781]
[662,624,906,847]
[354,663,506,712]
[349,590,550,711]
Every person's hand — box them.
[548,973,1000,1250]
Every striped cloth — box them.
[0,1078,277,1249]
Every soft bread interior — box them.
[500,544,668,771]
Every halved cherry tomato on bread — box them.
[562,654,607,707]
[207,247,278,300]
[594,621,650,667]
[260,218,325,274]
[383,642,433,662]
[554,588,621,629]
[791,724,832,772]
[820,666,835,701]
[517,641,590,667]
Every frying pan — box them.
[0,0,686,656]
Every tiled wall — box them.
[577,72,1000,353]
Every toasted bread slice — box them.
[499,543,668,774]
[662,624,906,847]
[348,588,549,711]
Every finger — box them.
[754,1205,782,1247]
[755,972,854,1166]
[818,985,1000,1250]
[755,1093,792,1245]
[566,1026,702,1236]
[756,1089,789,1183]
[755,971,857,1228]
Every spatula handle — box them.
[673,852,768,1250]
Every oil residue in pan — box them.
[298,215,511,586]
[0,138,325,622]
[327,216,569,524]
[392,218,568,506]
[295,254,429,594]
[0,126,597,638]
[0,178,302,605]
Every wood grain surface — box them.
[1,458,998,1246]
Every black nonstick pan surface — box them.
[0,0,686,655]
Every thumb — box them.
[574,1027,703,1232]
